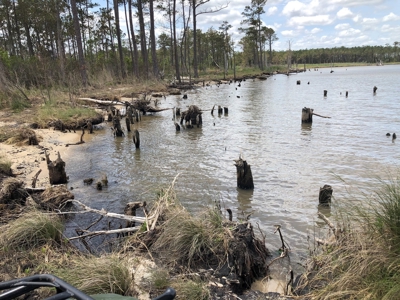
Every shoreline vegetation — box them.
[1,64,399,299]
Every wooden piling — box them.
[234,156,254,190]
[224,107,229,114]
[218,105,223,114]
[112,116,124,137]
[302,107,314,123]
[346,91,348,97]
[319,184,333,206]
[297,80,301,85]
[324,90,328,97]
[373,86,378,94]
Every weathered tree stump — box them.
[345,91,348,97]
[125,117,131,132]
[218,105,223,114]
[175,123,180,131]
[28,132,39,145]
[124,201,147,229]
[319,184,333,206]
[133,129,140,148]
[234,156,254,190]
[224,107,229,114]
[211,105,215,115]
[126,106,134,125]
[180,105,203,127]
[112,116,124,137]
[373,86,378,94]
[302,107,314,123]
[324,90,328,97]
[297,80,301,85]
[176,107,181,116]
[45,150,67,185]
[86,121,93,134]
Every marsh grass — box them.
[54,254,134,296]
[0,209,64,250]
[309,176,400,299]
[0,152,12,175]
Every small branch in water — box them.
[312,112,331,119]
[69,227,140,240]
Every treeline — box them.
[0,0,278,88]
[0,0,399,90]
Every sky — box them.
[100,0,400,51]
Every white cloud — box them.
[381,24,400,33]
[330,0,384,6]
[288,15,333,26]
[352,14,362,22]
[282,0,307,17]
[336,8,354,19]
[267,6,278,16]
[362,17,379,24]
[310,27,321,34]
[382,13,400,22]
[281,30,296,37]
[335,23,350,30]
[338,28,361,37]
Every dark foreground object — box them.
[234,156,254,189]
[0,274,175,300]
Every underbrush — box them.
[0,153,12,175]
[306,176,400,299]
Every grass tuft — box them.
[54,254,135,296]
[0,209,64,250]
[0,152,12,175]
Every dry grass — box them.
[53,253,135,296]
[0,152,12,175]
[307,176,400,300]
[171,278,210,300]
[0,209,64,250]
[3,127,41,145]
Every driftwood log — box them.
[45,150,67,184]
[234,156,254,189]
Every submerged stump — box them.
[234,156,254,189]
[302,107,314,123]
[319,184,333,206]
[133,129,140,148]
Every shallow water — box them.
[65,65,400,263]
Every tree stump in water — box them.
[324,90,328,97]
[45,150,67,184]
[112,116,124,137]
[234,156,254,189]
[302,107,314,123]
[224,107,229,114]
[373,86,378,94]
[133,129,140,148]
[180,105,203,127]
[125,117,131,132]
[319,184,333,206]
[87,121,93,134]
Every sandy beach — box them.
[1,129,82,188]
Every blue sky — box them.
[98,0,400,51]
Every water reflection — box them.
[237,188,254,214]
[301,122,312,135]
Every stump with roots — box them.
[180,105,203,127]
[319,184,333,206]
[112,116,124,137]
[45,150,67,185]
[234,156,254,190]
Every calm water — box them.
[66,65,400,262]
